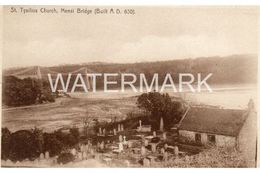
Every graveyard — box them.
[1,91,252,167]
[1,117,206,167]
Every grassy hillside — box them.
[4,54,257,88]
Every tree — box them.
[3,76,55,107]
[137,92,184,130]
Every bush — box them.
[1,128,11,160]
[54,129,79,148]
[57,152,75,164]
[43,133,64,157]
[8,130,41,161]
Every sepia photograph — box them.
[0,5,258,168]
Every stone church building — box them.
[178,100,257,167]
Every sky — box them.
[3,6,259,68]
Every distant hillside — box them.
[4,54,258,88]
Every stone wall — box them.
[237,110,257,167]
[179,130,195,141]
[179,130,236,147]
[215,135,236,147]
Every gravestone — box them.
[159,117,164,131]
[113,128,117,136]
[71,148,77,156]
[80,145,84,152]
[39,153,44,160]
[78,152,83,160]
[163,152,168,161]
[88,140,91,146]
[123,136,127,145]
[85,144,89,152]
[160,148,165,154]
[141,146,146,156]
[103,129,106,136]
[164,143,168,149]
[153,131,156,137]
[99,127,102,135]
[119,142,124,152]
[121,124,124,131]
[100,141,105,150]
[139,120,142,128]
[144,139,149,147]
[44,151,49,159]
[174,146,179,156]
[118,124,121,132]
[151,143,156,153]
[162,132,167,140]
[143,158,150,167]
[128,141,133,148]
[119,135,123,142]
[90,148,95,156]
[124,160,130,167]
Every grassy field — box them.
[2,96,138,133]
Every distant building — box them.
[178,100,256,167]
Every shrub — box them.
[43,133,64,157]
[1,128,11,160]
[57,152,75,164]
[54,128,80,148]
[8,130,41,161]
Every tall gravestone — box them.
[113,128,117,135]
[160,117,164,131]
